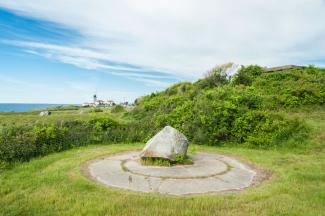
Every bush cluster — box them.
[0,117,151,163]
[111,105,125,113]
[132,65,321,147]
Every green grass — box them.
[0,142,324,215]
[0,112,324,215]
[140,157,173,166]
[140,155,193,166]
[0,107,132,127]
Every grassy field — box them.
[0,107,131,126]
[0,111,324,216]
[0,109,325,215]
[0,144,324,216]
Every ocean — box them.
[0,103,67,112]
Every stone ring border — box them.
[81,151,271,196]
[120,158,233,180]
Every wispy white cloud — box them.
[1,0,325,80]
[131,77,172,88]
[3,40,145,71]
[56,55,107,70]
[4,40,111,61]
[109,71,178,80]
[2,40,178,86]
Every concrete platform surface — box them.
[85,151,257,195]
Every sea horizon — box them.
[0,103,75,112]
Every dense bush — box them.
[130,65,323,147]
[0,126,36,162]
[33,125,70,154]
[164,82,193,96]
[232,65,263,86]
[231,111,309,148]
[131,84,309,147]
[195,63,231,89]
[111,105,125,113]
[87,117,119,131]
[0,117,151,163]
[252,66,325,107]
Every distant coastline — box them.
[0,103,71,112]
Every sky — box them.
[0,0,325,104]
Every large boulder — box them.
[39,111,51,116]
[140,126,189,161]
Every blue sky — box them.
[0,1,325,103]
[0,8,183,103]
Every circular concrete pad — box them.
[86,151,257,195]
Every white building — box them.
[82,94,117,107]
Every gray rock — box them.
[140,126,188,161]
[39,111,51,116]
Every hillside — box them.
[131,64,325,147]
[0,64,324,164]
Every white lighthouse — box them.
[82,94,116,107]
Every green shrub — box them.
[232,65,263,86]
[0,118,141,163]
[174,155,194,165]
[111,105,125,113]
[191,94,238,145]
[165,82,193,96]
[88,117,119,131]
[89,108,103,113]
[195,63,231,90]
[0,126,36,162]
[130,65,318,147]
[33,125,69,154]
[140,157,172,166]
[140,155,193,166]
[231,111,309,148]
[252,66,325,108]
